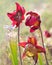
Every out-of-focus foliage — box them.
[38,54,44,65]
[9,40,18,65]
[0,40,12,65]
[42,12,52,30]
[0,0,52,65]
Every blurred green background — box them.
[0,0,52,65]
[0,0,52,43]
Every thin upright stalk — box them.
[33,56,36,65]
[18,26,23,65]
[39,27,49,65]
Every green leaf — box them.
[10,40,18,65]
[38,54,44,65]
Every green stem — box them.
[39,27,49,65]
[18,26,23,65]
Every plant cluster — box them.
[7,2,50,65]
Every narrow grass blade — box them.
[10,40,18,65]
[38,54,44,65]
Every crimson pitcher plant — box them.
[7,2,25,27]
[25,11,49,65]
[19,36,45,65]
[25,11,41,32]
[7,2,25,65]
